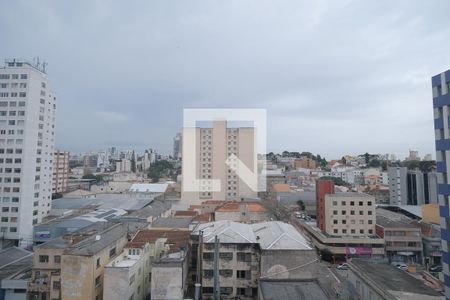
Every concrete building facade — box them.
[53,150,69,194]
[316,179,335,232]
[324,193,376,237]
[431,69,450,299]
[0,59,57,247]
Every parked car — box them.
[391,262,407,270]
[430,265,443,272]
[337,263,348,270]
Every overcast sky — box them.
[1,1,450,160]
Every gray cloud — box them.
[0,0,449,159]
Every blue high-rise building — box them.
[432,69,450,299]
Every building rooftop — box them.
[252,221,312,250]
[259,279,328,300]
[215,201,267,213]
[64,223,127,256]
[126,229,190,253]
[376,208,418,229]
[326,192,373,198]
[349,259,442,298]
[151,217,192,229]
[127,200,171,218]
[272,183,291,193]
[193,221,312,250]
[129,183,169,193]
[52,194,158,211]
[34,208,128,242]
[174,210,198,217]
[0,247,33,280]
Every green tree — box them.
[341,156,347,165]
[364,152,370,164]
[369,159,381,168]
[297,200,305,211]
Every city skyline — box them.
[1,1,450,158]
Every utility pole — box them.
[213,235,220,300]
[194,231,203,300]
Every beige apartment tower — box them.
[53,150,69,194]
[181,121,257,205]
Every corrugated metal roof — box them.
[193,221,312,250]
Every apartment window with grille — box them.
[203,252,214,261]
[219,269,233,277]
[53,281,61,290]
[237,270,251,279]
[203,270,213,278]
[220,287,233,295]
[39,255,49,263]
[219,252,233,260]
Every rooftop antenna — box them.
[42,62,47,73]
[36,57,40,69]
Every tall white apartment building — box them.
[181,120,257,205]
[0,59,56,248]
[53,150,69,194]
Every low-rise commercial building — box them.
[375,208,423,264]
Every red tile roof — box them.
[216,201,267,213]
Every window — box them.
[333,210,338,215]
[359,211,364,215]
[54,255,61,263]
[203,252,214,261]
[237,270,251,279]
[237,252,251,262]
[95,275,101,287]
[53,281,61,290]
[96,257,100,268]
[219,269,233,277]
[333,229,338,234]
[39,255,49,263]
[341,210,346,215]
[109,247,116,258]
[129,274,135,285]
[220,287,233,295]
[20,74,27,79]
[359,201,363,206]
[333,219,338,224]
[350,210,355,215]
[203,287,213,294]
[360,229,364,234]
[203,269,213,278]
[219,252,233,260]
